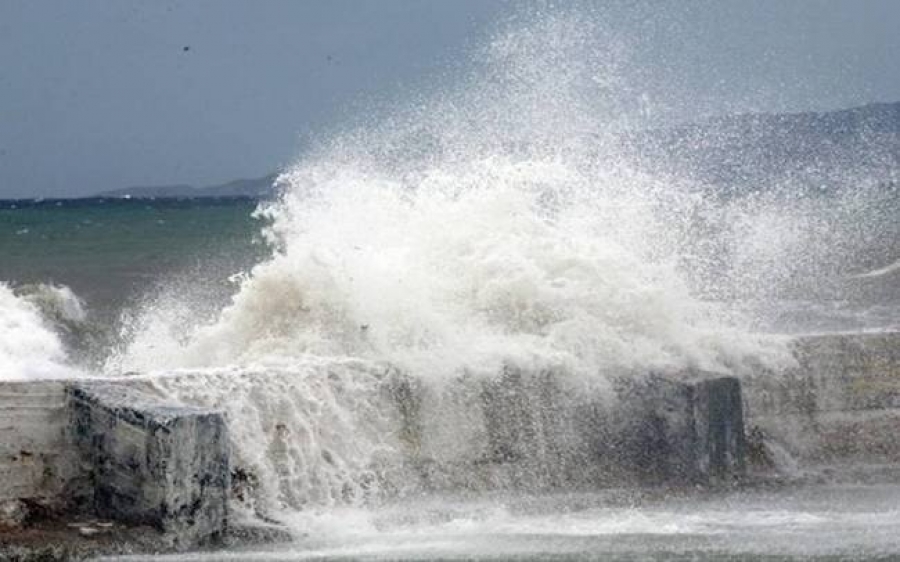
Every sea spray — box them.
[145,361,405,517]
[106,12,796,517]
[0,283,82,379]
[110,12,787,377]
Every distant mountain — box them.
[96,173,279,199]
[93,102,900,200]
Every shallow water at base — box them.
[98,484,900,561]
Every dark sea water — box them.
[0,197,267,318]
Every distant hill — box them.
[96,173,279,199]
[93,102,900,200]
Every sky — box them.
[1,0,899,199]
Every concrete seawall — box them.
[1,380,230,553]
[2,375,746,548]
[1,331,898,552]
[744,332,900,469]
[389,368,745,492]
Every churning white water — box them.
[0,283,83,380]
[97,13,802,521]
[107,13,791,379]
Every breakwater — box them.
[744,332,900,471]
[1,331,898,557]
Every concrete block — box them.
[613,374,746,484]
[692,377,746,480]
[0,381,87,507]
[611,375,699,484]
[751,333,900,416]
[478,367,579,489]
[67,382,230,547]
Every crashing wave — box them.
[109,13,789,380]
[104,12,797,517]
[0,282,83,380]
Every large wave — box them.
[0,283,83,380]
[107,13,790,379]
[99,14,803,517]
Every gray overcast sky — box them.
[1,0,899,199]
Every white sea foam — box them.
[109,13,790,380]
[0,283,81,379]
[851,259,900,279]
[145,362,405,515]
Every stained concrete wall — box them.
[608,374,745,485]
[0,381,86,509]
[694,377,745,479]
[387,367,746,491]
[4,331,895,541]
[1,380,229,548]
[743,332,900,466]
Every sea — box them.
[3,10,900,561]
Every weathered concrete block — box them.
[613,374,746,484]
[611,375,699,484]
[480,368,569,466]
[67,383,230,547]
[746,333,900,418]
[383,368,564,493]
[692,377,745,480]
[0,381,88,509]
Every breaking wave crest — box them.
[108,13,790,379]
[0,283,84,380]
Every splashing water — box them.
[109,13,789,379]
[0,283,83,380]
[84,8,900,533]
[95,12,820,517]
